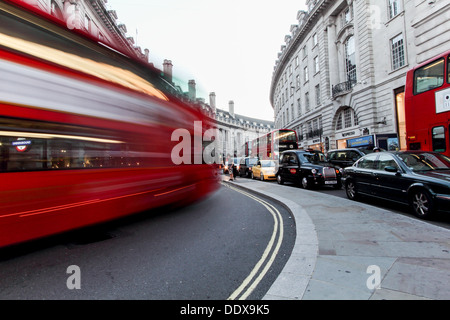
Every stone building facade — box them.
[271,0,450,152]
[185,88,274,164]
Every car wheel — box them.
[410,189,435,219]
[260,174,264,181]
[301,177,311,189]
[276,174,284,185]
[345,180,358,200]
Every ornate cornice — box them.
[270,0,333,105]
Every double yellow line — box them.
[221,182,284,300]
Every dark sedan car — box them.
[239,157,258,177]
[326,147,377,169]
[343,151,450,219]
[276,150,342,189]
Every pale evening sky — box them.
[107,0,307,121]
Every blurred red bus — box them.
[250,129,298,160]
[0,1,218,247]
[405,50,450,157]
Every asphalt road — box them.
[0,184,295,300]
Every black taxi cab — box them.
[276,150,342,189]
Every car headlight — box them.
[311,169,318,174]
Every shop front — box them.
[346,133,399,151]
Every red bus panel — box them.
[405,50,450,157]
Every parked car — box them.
[239,157,258,177]
[252,160,277,181]
[326,147,378,169]
[343,151,450,219]
[276,150,342,189]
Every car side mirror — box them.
[384,166,398,173]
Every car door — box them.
[278,152,294,182]
[372,153,409,202]
[253,160,262,178]
[285,153,301,183]
[351,153,378,195]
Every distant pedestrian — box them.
[373,147,381,152]
[233,163,239,180]
[229,163,234,181]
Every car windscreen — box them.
[398,152,450,172]
[249,158,258,165]
[302,153,323,163]
[261,161,276,167]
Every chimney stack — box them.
[209,92,216,112]
[163,59,173,83]
[229,100,234,118]
[188,80,196,100]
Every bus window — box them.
[414,58,444,94]
[432,126,446,152]
[448,56,450,84]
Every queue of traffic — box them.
[225,147,450,220]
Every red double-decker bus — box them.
[405,50,450,157]
[250,129,298,160]
[0,1,218,248]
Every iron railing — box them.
[332,79,357,98]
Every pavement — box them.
[221,173,450,300]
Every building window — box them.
[314,56,319,74]
[335,108,358,131]
[304,66,309,82]
[315,85,321,106]
[297,98,302,115]
[391,34,405,70]
[307,121,313,138]
[336,113,343,130]
[341,6,353,27]
[302,45,307,59]
[295,55,299,68]
[344,108,352,128]
[312,33,318,47]
[305,92,310,112]
[296,75,300,89]
[344,36,356,82]
[388,0,401,19]
[312,119,319,137]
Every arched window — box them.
[335,107,358,130]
